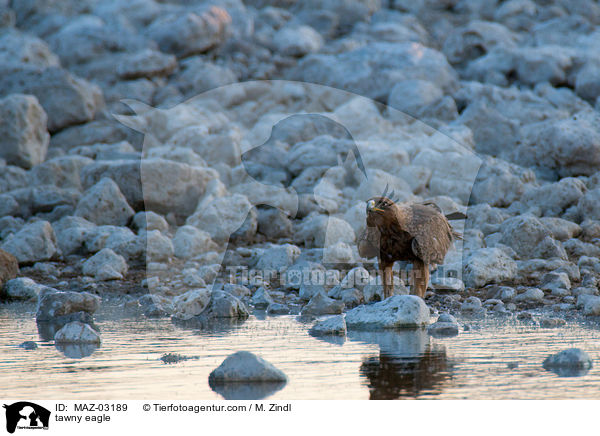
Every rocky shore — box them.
[1,0,600,353]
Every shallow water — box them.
[2,301,600,400]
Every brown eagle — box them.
[358,187,462,299]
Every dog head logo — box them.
[3,402,50,433]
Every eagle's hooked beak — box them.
[366,199,384,213]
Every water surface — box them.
[2,301,600,400]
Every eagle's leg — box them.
[411,260,429,299]
[380,260,394,299]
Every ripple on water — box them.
[1,303,600,399]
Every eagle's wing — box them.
[357,226,380,259]
[401,203,455,264]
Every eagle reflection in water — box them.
[353,330,453,400]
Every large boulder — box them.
[345,295,430,330]
[463,248,517,288]
[54,321,101,344]
[81,158,218,215]
[36,289,101,321]
[208,351,287,383]
[542,348,593,377]
[0,66,103,132]
[75,177,135,226]
[0,94,49,169]
[1,220,59,264]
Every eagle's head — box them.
[366,186,399,227]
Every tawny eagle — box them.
[358,187,462,299]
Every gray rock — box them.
[493,286,516,301]
[209,351,287,383]
[1,220,58,264]
[430,277,465,292]
[581,295,600,316]
[274,25,323,56]
[299,284,325,302]
[540,317,567,328]
[52,216,96,255]
[539,217,582,241]
[301,292,344,316]
[295,214,355,248]
[543,348,593,377]
[172,288,212,321]
[0,94,49,169]
[522,178,586,218]
[132,211,168,233]
[146,6,231,57]
[443,20,517,66]
[140,230,174,262]
[82,158,218,216]
[345,295,430,330]
[578,188,600,221]
[75,177,134,226]
[36,289,101,321]
[201,290,250,319]
[514,113,600,177]
[19,341,38,350]
[172,225,216,259]
[257,208,292,240]
[362,275,408,303]
[0,248,18,290]
[463,248,517,288]
[541,271,571,295]
[564,238,600,258]
[388,79,445,119]
[3,277,43,301]
[461,296,483,312]
[116,49,177,80]
[0,29,59,68]
[500,214,550,259]
[514,287,545,303]
[54,321,101,344]
[187,193,254,244]
[255,244,301,271]
[266,303,290,315]
[427,313,459,337]
[309,315,347,336]
[140,294,173,318]
[340,288,362,308]
[251,287,274,309]
[82,248,128,281]
[0,66,103,132]
[575,61,600,103]
[30,155,93,190]
[340,267,371,291]
[291,42,457,101]
[530,236,568,261]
